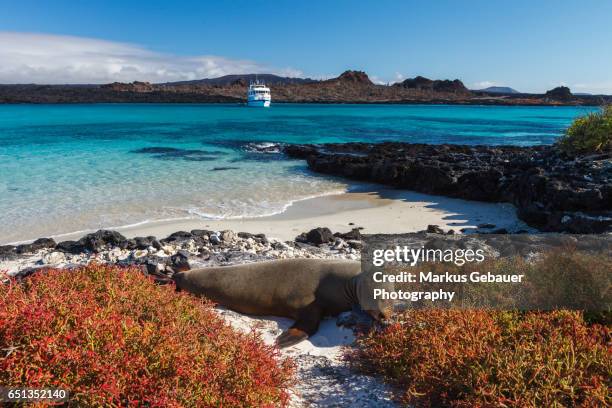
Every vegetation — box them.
[349,310,610,407]
[0,264,294,407]
[350,249,611,407]
[557,105,612,154]
[390,249,611,313]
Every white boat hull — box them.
[247,99,271,107]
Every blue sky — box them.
[0,0,611,93]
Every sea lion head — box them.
[354,273,395,322]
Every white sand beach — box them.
[216,308,398,407]
[49,186,530,244]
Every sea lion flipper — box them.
[276,302,323,348]
[276,328,309,348]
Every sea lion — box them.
[173,258,394,348]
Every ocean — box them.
[0,103,596,243]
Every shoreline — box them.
[0,101,605,107]
[6,186,530,246]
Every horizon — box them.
[1,0,611,93]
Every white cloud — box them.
[471,81,499,89]
[0,32,303,84]
[369,75,387,85]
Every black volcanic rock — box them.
[296,227,335,245]
[336,228,363,240]
[545,86,573,101]
[161,231,194,244]
[133,236,162,250]
[396,76,469,94]
[78,230,128,252]
[56,240,86,254]
[16,237,57,254]
[284,143,612,233]
[0,245,17,259]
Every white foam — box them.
[3,190,347,245]
[184,189,347,220]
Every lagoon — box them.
[0,103,596,243]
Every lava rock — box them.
[133,236,162,250]
[15,237,57,254]
[336,228,362,241]
[285,142,612,233]
[237,232,268,244]
[169,251,190,272]
[209,234,221,245]
[0,245,17,259]
[297,227,334,245]
[191,229,214,238]
[161,231,193,244]
[426,225,445,234]
[78,230,128,252]
[346,240,363,250]
[55,240,86,254]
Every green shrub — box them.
[557,106,612,154]
[0,264,294,407]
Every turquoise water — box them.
[0,103,596,243]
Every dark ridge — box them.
[395,76,469,94]
[545,86,573,101]
[163,74,317,86]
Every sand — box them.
[75,186,530,242]
[216,308,398,407]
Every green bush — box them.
[557,106,612,154]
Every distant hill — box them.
[163,74,316,86]
[394,76,469,94]
[476,86,520,94]
[326,70,373,85]
[545,86,573,101]
[1,70,609,105]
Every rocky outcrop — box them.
[395,76,469,94]
[285,143,612,233]
[1,227,362,277]
[296,227,335,245]
[16,238,56,254]
[330,70,373,85]
[101,81,155,92]
[545,86,573,101]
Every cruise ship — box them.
[247,81,271,107]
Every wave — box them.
[184,188,347,220]
[5,189,348,245]
[243,142,285,154]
